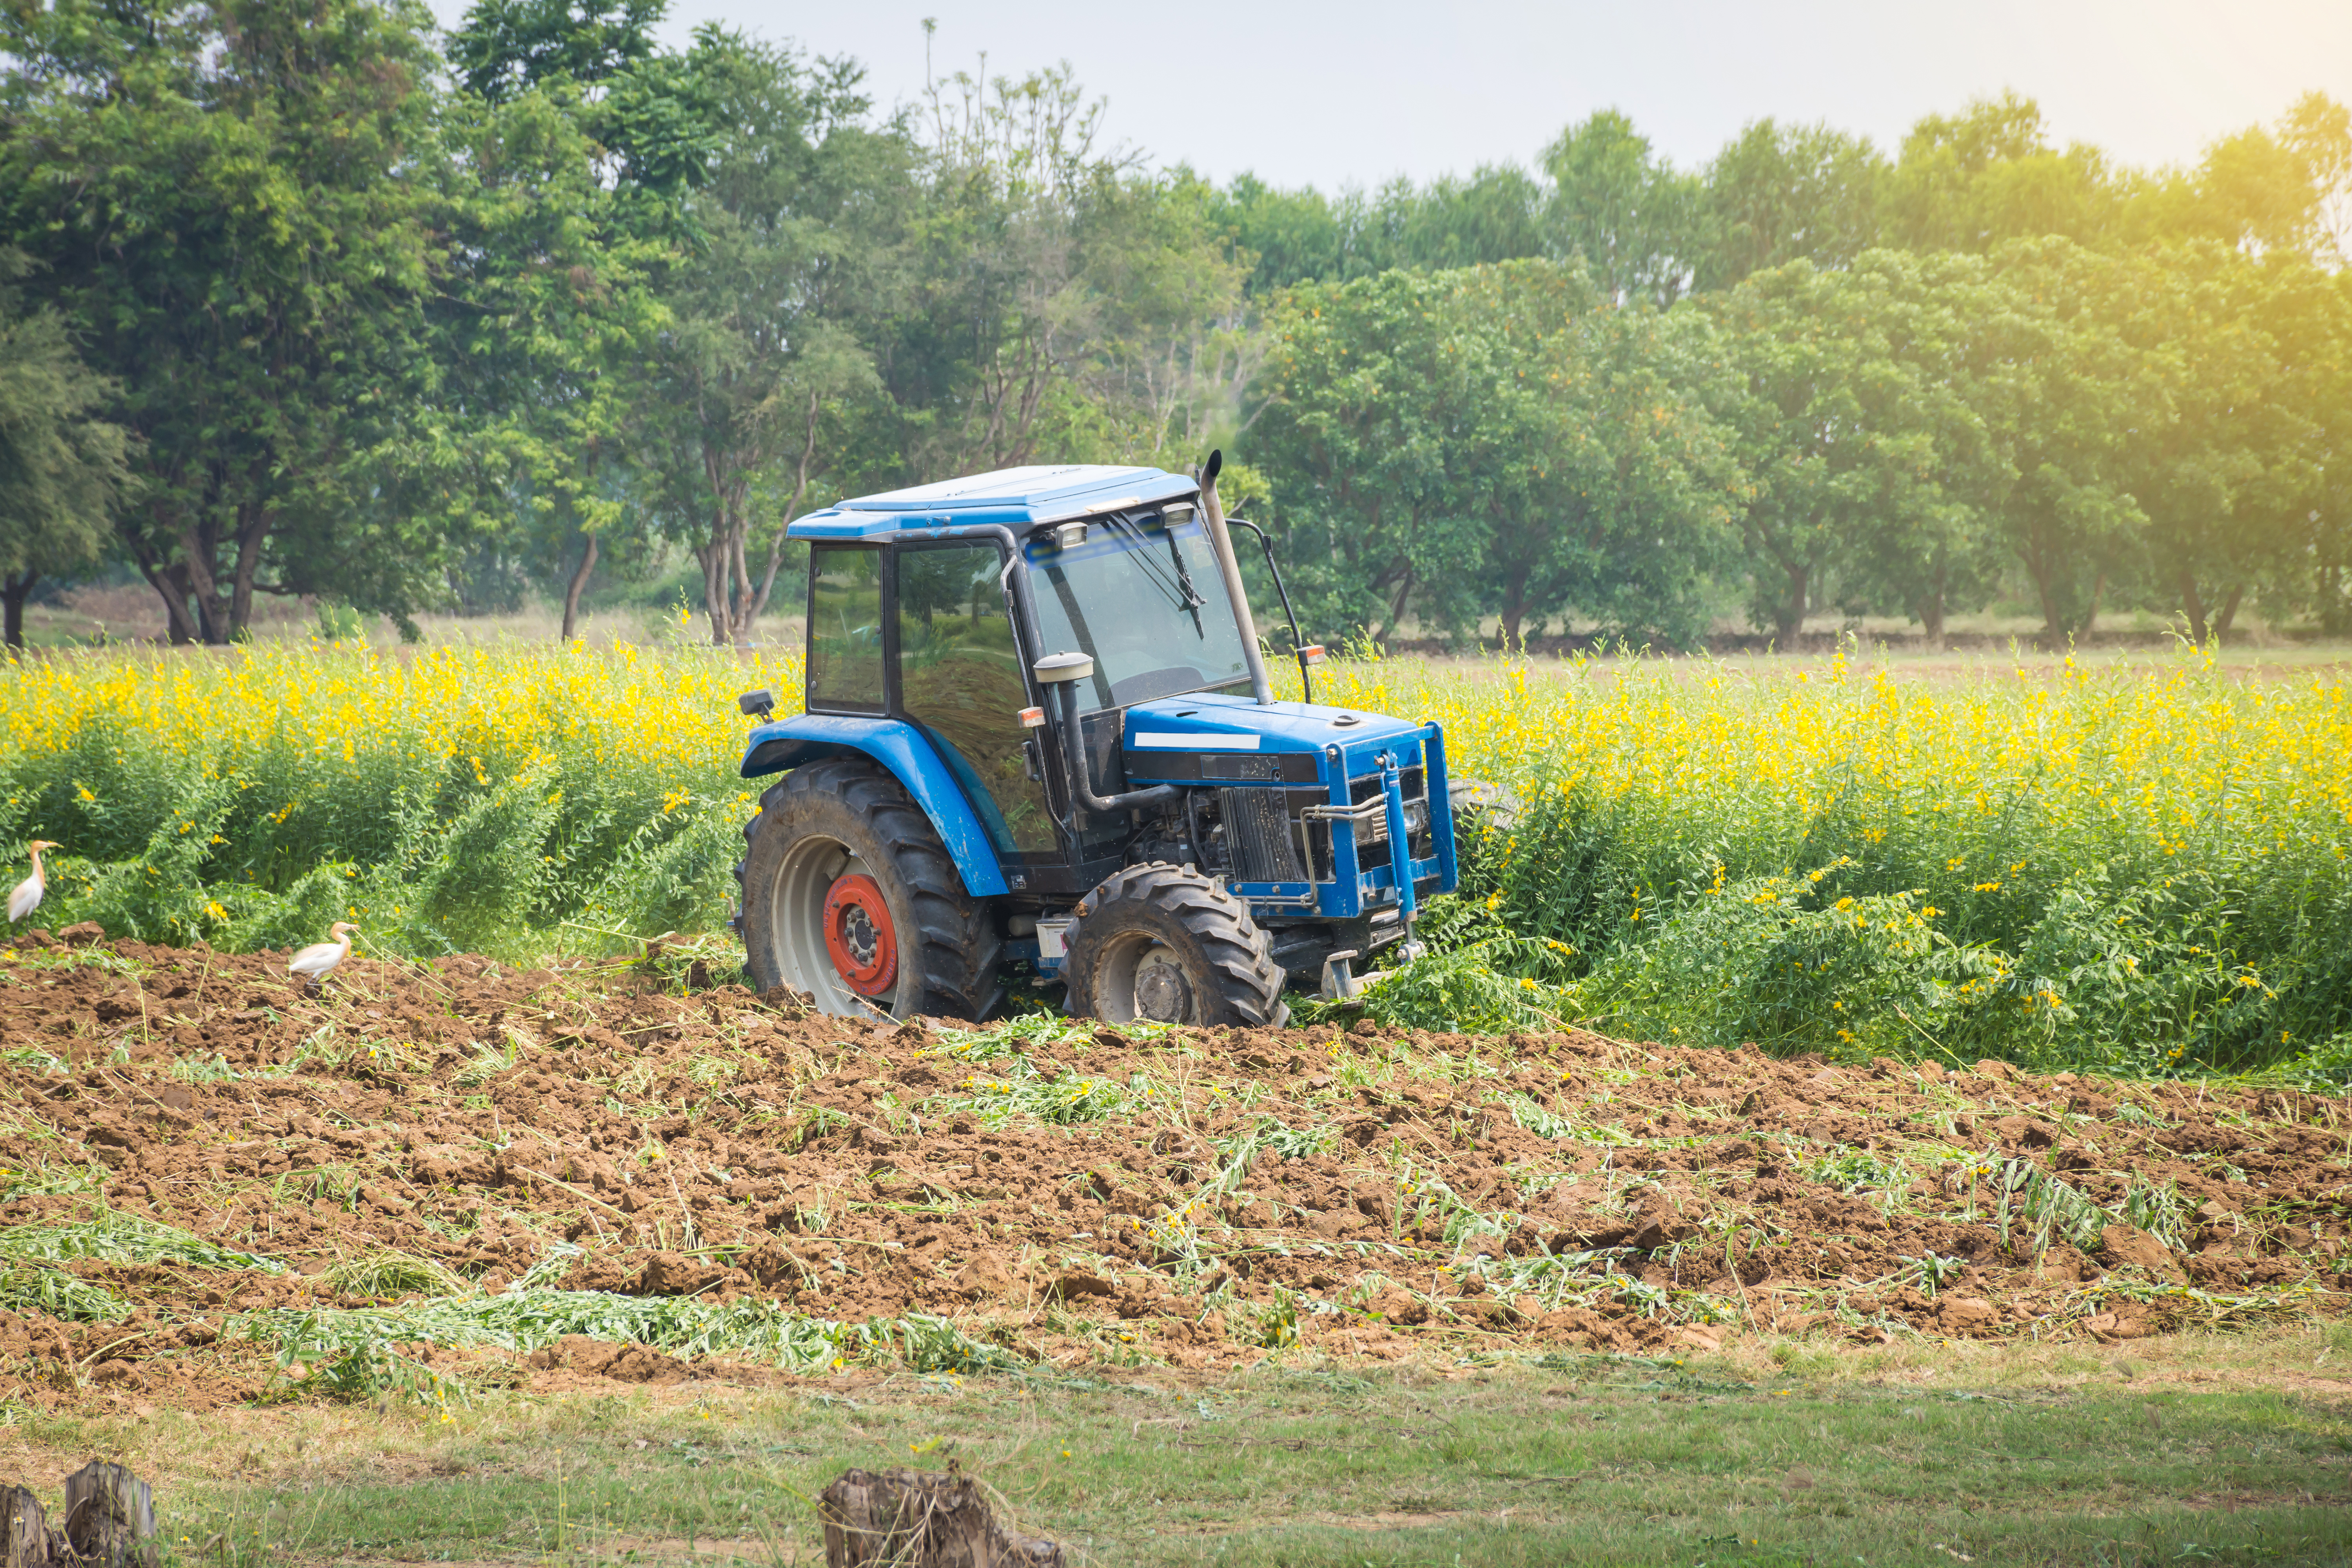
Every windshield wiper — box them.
[1105,515,1205,613]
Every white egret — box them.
[289,922,358,990]
[8,841,58,924]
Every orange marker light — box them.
[1299,645,1327,667]
[1018,706,1046,728]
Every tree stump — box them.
[1,1486,53,1568]
[819,1465,1062,1568]
[62,1463,153,1568]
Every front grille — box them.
[1221,787,1307,882]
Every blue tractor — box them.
[732,453,1459,1026]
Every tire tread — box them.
[1067,861,1286,1027]
[734,758,1001,1019]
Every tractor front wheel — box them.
[736,758,1001,1020]
[1063,862,1288,1028]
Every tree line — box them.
[3,0,2348,649]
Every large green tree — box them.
[644,29,915,646]
[439,0,696,639]
[417,82,673,641]
[1980,238,2152,639]
[1697,119,1887,290]
[1466,260,1742,647]
[3,0,447,643]
[1887,93,2123,254]
[1708,252,2013,645]
[1250,266,1538,643]
[1541,111,1702,305]
[0,250,131,646]
[1819,251,2034,646]
[883,56,1246,488]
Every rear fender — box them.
[739,715,1011,898]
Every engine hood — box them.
[1119,692,1428,783]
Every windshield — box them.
[1025,509,1250,710]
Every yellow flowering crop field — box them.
[1312,644,2352,1079]
[0,641,797,958]
[2,639,2346,1079]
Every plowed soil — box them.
[1,927,2345,1414]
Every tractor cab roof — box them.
[787,465,1197,543]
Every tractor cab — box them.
[732,460,1456,1026]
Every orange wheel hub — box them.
[822,873,898,996]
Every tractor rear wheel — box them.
[736,757,1001,1020]
[1063,862,1288,1028]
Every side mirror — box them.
[739,689,776,719]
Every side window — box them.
[895,542,1058,855]
[806,545,885,711]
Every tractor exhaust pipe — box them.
[1034,652,1181,820]
[1199,450,1272,706]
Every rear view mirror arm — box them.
[1224,515,1312,705]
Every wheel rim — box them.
[822,873,898,995]
[1091,931,1195,1024]
[762,834,889,1016]
[1132,947,1193,1022]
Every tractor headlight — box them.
[1362,798,1427,845]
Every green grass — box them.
[34,1353,2350,1568]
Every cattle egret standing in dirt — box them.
[8,842,58,924]
[289,922,358,990]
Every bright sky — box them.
[427,0,2352,187]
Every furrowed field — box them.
[2,640,2346,1082]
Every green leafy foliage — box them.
[0,1207,286,1274]
[0,1260,127,1322]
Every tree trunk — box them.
[127,535,203,645]
[1,1483,53,1568]
[738,388,826,639]
[745,530,793,632]
[229,504,270,642]
[2178,569,2210,645]
[819,1466,1062,1568]
[697,537,734,647]
[2214,583,2245,639]
[2,571,32,650]
[176,519,230,644]
[62,1461,154,1568]
[699,451,750,647]
[2020,514,2069,643]
[1918,577,1947,652]
[1498,568,1530,650]
[730,515,757,645]
[561,531,599,642]
[1773,561,1807,648]
[1382,566,1416,645]
[2033,574,2066,643]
